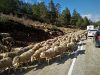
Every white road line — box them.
[67,41,83,75]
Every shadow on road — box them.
[0,47,86,75]
[18,50,85,75]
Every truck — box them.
[87,25,97,37]
[87,25,94,30]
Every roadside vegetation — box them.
[0,0,95,29]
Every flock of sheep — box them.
[0,30,86,73]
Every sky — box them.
[23,0,100,22]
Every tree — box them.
[71,9,80,26]
[18,1,32,14]
[76,15,83,27]
[55,3,61,25]
[38,2,48,22]
[82,17,90,27]
[0,0,19,14]
[60,8,71,26]
[32,3,40,20]
[48,0,57,24]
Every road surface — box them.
[12,38,100,75]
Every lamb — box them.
[0,57,12,71]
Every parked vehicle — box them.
[87,25,94,30]
[94,30,100,47]
[87,29,98,37]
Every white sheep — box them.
[0,33,10,38]
[13,49,34,69]
[31,45,50,63]
[16,44,34,55]
[40,47,55,64]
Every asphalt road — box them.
[72,38,100,75]
[13,38,100,75]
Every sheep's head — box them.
[31,55,36,62]
[12,56,20,67]
[40,52,46,58]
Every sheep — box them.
[2,52,17,59]
[31,43,43,51]
[74,35,80,43]
[51,40,60,47]
[67,41,76,54]
[0,44,8,53]
[11,47,23,52]
[16,44,34,55]
[31,45,50,63]
[2,37,14,52]
[40,47,56,64]
[42,38,58,46]
[2,37,14,45]
[53,45,67,60]
[0,33,10,38]
[13,43,41,68]
[0,57,12,71]
[0,54,3,59]
[13,49,35,69]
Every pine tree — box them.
[48,0,57,24]
[38,2,48,22]
[32,3,40,20]
[82,17,90,27]
[0,0,19,14]
[76,15,83,27]
[71,9,79,26]
[61,8,71,26]
[55,3,61,25]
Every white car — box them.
[87,29,98,37]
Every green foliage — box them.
[19,1,32,14]
[76,15,83,26]
[60,8,71,26]
[48,0,57,24]
[0,0,19,13]
[82,17,90,27]
[71,9,80,25]
[0,0,92,28]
